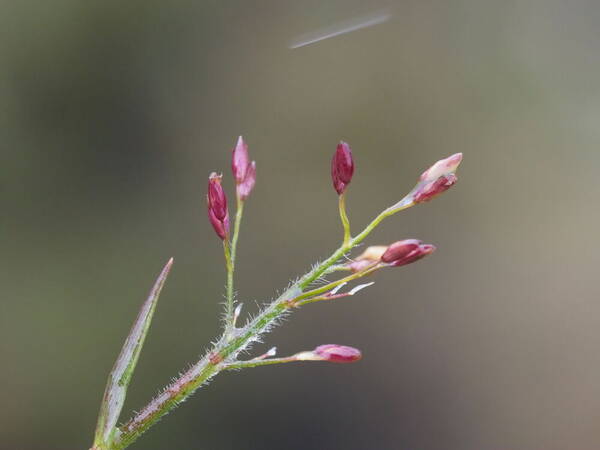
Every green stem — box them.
[297,199,415,290]
[325,264,351,273]
[339,193,351,246]
[288,263,381,307]
[111,196,415,450]
[223,239,233,326]
[224,356,298,370]
[225,198,244,334]
[113,362,219,449]
[230,198,244,272]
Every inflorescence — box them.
[90,137,463,450]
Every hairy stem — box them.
[297,198,415,290]
[223,240,233,327]
[224,198,244,335]
[224,356,299,370]
[112,196,415,449]
[288,263,381,307]
[114,288,297,449]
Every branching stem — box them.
[110,196,416,450]
[287,263,381,307]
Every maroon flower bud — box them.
[331,141,354,195]
[231,136,256,200]
[381,239,422,263]
[313,344,362,363]
[413,173,457,203]
[207,173,229,240]
[382,241,436,267]
[208,207,229,240]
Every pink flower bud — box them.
[347,245,388,272]
[356,245,388,262]
[207,173,229,240]
[231,136,249,183]
[313,344,362,363]
[331,141,354,195]
[420,153,462,182]
[413,173,457,203]
[383,241,436,267]
[348,259,373,273]
[237,160,256,201]
[381,239,422,263]
[231,136,256,200]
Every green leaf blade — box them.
[93,258,173,448]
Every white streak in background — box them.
[289,11,391,49]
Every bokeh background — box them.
[3,1,600,449]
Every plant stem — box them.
[338,193,351,246]
[223,198,244,335]
[297,199,415,290]
[230,198,244,270]
[114,290,297,450]
[224,356,299,370]
[111,196,415,450]
[288,263,381,307]
[324,264,351,273]
[223,238,233,323]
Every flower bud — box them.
[413,173,457,203]
[356,245,388,262]
[237,160,256,201]
[382,241,436,267]
[331,141,354,195]
[231,136,256,200]
[381,239,422,263]
[231,136,249,183]
[420,153,462,182]
[207,173,229,240]
[347,245,388,272]
[347,260,373,273]
[313,344,362,363]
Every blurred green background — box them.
[3,0,600,449]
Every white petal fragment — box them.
[233,303,243,322]
[330,282,348,295]
[348,282,375,296]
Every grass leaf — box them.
[93,258,173,448]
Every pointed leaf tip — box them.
[93,258,173,447]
